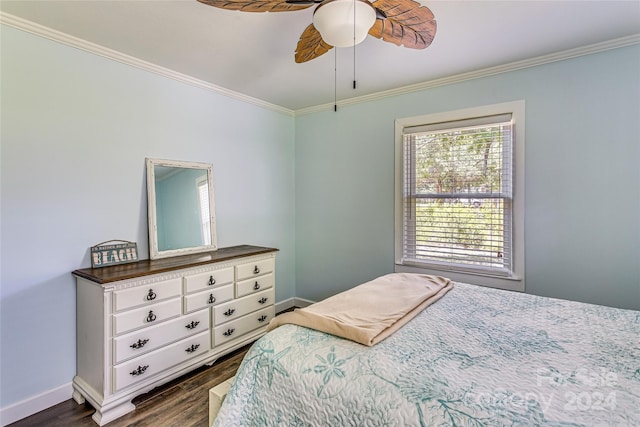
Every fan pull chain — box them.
[353,0,357,90]
[334,48,338,112]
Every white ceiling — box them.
[1,0,639,111]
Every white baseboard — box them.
[275,297,314,313]
[293,297,314,308]
[0,382,73,426]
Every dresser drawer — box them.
[113,298,182,336]
[236,258,274,281]
[113,278,182,312]
[213,306,274,346]
[113,330,210,392]
[183,267,234,294]
[236,273,274,298]
[183,284,234,313]
[113,309,209,364]
[213,288,274,325]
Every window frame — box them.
[394,101,525,292]
[196,176,212,246]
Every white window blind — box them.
[401,114,514,275]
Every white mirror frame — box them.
[146,158,218,260]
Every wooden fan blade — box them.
[197,0,312,12]
[369,0,436,49]
[295,24,333,63]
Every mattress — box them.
[213,282,640,426]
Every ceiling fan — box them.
[197,0,437,63]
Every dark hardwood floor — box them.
[8,344,251,427]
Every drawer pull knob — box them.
[253,281,260,290]
[146,289,157,301]
[208,276,216,286]
[223,328,235,337]
[146,310,157,323]
[185,320,200,329]
[130,365,149,376]
[258,297,268,304]
[258,315,267,323]
[224,308,236,317]
[185,344,200,353]
[130,338,149,349]
[208,294,216,304]
[253,266,260,274]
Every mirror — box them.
[146,158,217,259]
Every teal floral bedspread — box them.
[213,283,640,426]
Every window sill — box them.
[395,263,524,292]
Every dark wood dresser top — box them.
[73,245,278,284]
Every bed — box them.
[212,276,640,426]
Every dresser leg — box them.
[72,389,86,405]
[92,401,136,426]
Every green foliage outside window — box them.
[410,126,508,268]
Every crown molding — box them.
[294,33,640,116]
[0,12,295,117]
[2,11,638,117]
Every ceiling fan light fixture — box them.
[312,0,376,48]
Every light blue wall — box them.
[295,44,640,310]
[0,26,295,408]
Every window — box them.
[395,101,525,291]
[197,178,212,246]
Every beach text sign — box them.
[90,240,139,268]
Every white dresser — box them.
[72,245,278,425]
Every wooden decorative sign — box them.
[90,240,139,268]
